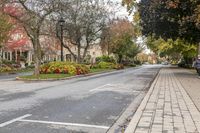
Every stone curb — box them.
[107,67,160,133]
[124,69,160,133]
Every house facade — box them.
[0,35,103,65]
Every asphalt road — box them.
[0,65,161,133]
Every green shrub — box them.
[0,65,17,73]
[93,61,124,70]
[97,61,115,69]
[96,56,115,63]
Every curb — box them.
[107,92,146,133]
[107,67,160,133]
[124,69,160,133]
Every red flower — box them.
[76,68,81,75]
[54,69,60,74]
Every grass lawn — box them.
[19,74,73,80]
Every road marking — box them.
[89,84,114,92]
[0,114,32,128]
[90,84,142,93]
[18,119,109,129]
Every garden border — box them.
[15,66,141,81]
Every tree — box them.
[5,22,30,51]
[139,0,200,54]
[100,24,112,55]
[123,0,200,55]
[1,0,58,76]
[136,53,148,64]
[0,13,12,48]
[57,0,110,63]
[126,41,142,59]
[146,36,197,63]
[101,19,142,63]
[139,1,199,39]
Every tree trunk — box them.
[34,54,40,76]
[62,44,77,61]
[77,44,81,63]
[82,45,90,62]
[33,37,42,77]
[118,54,123,64]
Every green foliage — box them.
[146,36,197,62]
[96,56,115,63]
[0,66,12,72]
[40,62,89,75]
[92,61,124,70]
[111,33,142,63]
[126,42,142,59]
[97,61,115,69]
[138,0,200,44]
[101,20,142,63]
[0,65,17,73]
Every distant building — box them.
[0,34,103,65]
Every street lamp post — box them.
[58,17,65,61]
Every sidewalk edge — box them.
[124,69,160,133]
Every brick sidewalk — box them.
[125,68,200,133]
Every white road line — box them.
[18,119,109,129]
[0,114,32,128]
[89,84,112,92]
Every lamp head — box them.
[59,17,65,26]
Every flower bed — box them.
[40,62,89,75]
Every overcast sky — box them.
[110,0,133,21]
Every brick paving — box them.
[174,69,200,111]
[125,69,200,133]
